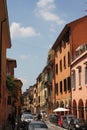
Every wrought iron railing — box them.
[72,43,87,61]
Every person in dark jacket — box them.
[7,114,11,123]
[11,112,15,130]
[37,113,42,120]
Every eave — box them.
[52,24,70,50]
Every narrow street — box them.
[5,120,66,130]
[45,120,66,130]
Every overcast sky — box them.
[6,0,87,92]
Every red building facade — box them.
[0,0,11,128]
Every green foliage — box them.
[6,75,18,99]
[6,75,15,91]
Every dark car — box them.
[68,118,87,130]
[19,121,28,130]
[28,121,48,130]
[48,114,59,125]
[62,114,76,129]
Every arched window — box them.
[78,99,84,119]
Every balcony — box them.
[47,49,55,64]
[72,43,87,62]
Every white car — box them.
[21,113,33,122]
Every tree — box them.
[6,75,18,99]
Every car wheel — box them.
[68,126,71,130]
[73,128,76,130]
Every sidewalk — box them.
[2,122,12,130]
[45,120,66,130]
[1,116,19,130]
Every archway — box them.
[78,99,84,119]
[60,100,64,115]
[72,99,77,117]
[60,100,64,107]
[56,101,59,108]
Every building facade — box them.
[71,43,87,120]
[0,0,11,128]
[52,15,87,111]
[22,16,87,119]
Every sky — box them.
[6,0,87,92]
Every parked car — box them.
[68,118,87,130]
[23,114,33,122]
[62,114,76,129]
[32,114,38,120]
[48,114,59,125]
[21,113,33,122]
[28,120,48,130]
[19,121,28,130]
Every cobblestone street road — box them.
[5,120,67,130]
[45,120,66,130]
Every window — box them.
[64,79,67,92]
[60,81,62,93]
[60,60,62,72]
[78,67,81,86]
[55,83,58,95]
[68,51,70,66]
[56,64,58,74]
[64,56,66,69]
[71,70,76,89]
[85,66,87,85]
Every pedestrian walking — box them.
[7,114,12,124]
[7,113,12,130]
[11,112,15,130]
[37,113,42,120]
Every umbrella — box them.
[53,107,69,112]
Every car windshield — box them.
[29,123,48,130]
[68,116,75,121]
[24,115,33,119]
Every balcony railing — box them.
[72,43,87,62]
